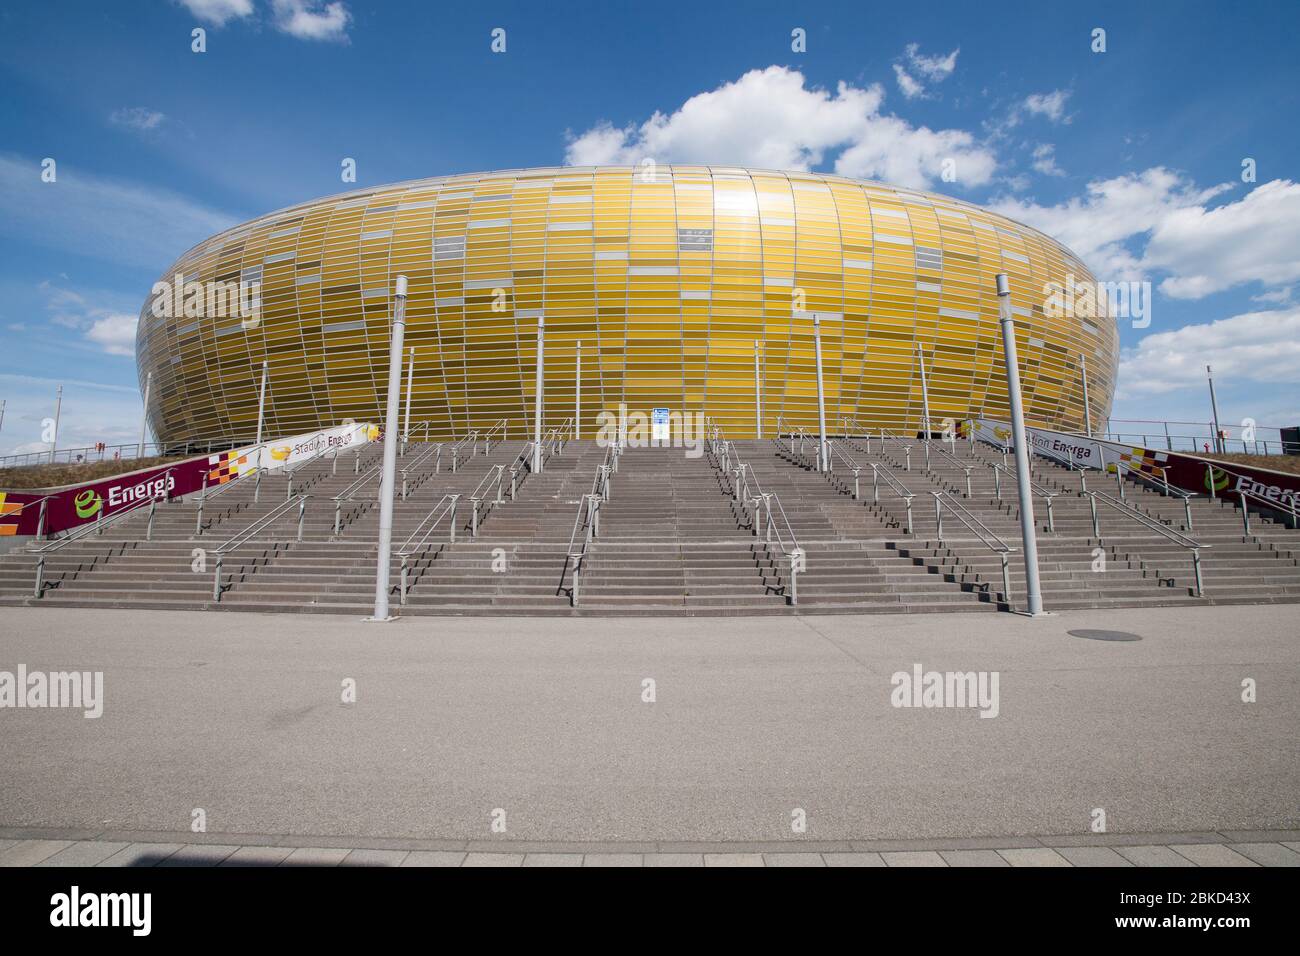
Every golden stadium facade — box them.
[136,166,1117,444]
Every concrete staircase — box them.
[2,432,1298,616]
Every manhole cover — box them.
[1068,629,1143,642]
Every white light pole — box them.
[812,313,830,472]
[403,345,415,446]
[916,342,932,440]
[754,340,763,439]
[49,385,63,464]
[1080,354,1092,437]
[254,361,269,446]
[1206,364,1223,454]
[533,316,545,472]
[996,273,1045,616]
[137,371,153,458]
[0,399,6,437]
[575,340,581,441]
[369,275,408,622]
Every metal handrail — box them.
[989,462,1059,532]
[1233,485,1299,534]
[826,440,865,499]
[396,493,460,604]
[929,490,1018,607]
[926,440,975,497]
[718,438,803,603]
[30,469,183,598]
[878,428,917,471]
[1085,489,1208,595]
[867,460,916,535]
[4,493,59,541]
[464,442,529,537]
[194,436,334,534]
[481,418,508,451]
[331,458,384,534]
[211,493,310,601]
[399,442,441,499]
[564,442,615,606]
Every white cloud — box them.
[1252,286,1293,305]
[36,281,139,358]
[176,0,254,26]
[1145,179,1300,299]
[564,66,996,190]
[988,167,1232,282]
[85,314,139,357]
[271,0,351,42]
[1117,306,1300,398]
[892,43,959,99]
[0,153,238,271]
[1022,90,1072,123]
[1030,143,1064,177]
[109,107,166,132]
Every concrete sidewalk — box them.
[4,828,1299,867]
[1,604,1297,846]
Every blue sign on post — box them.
[652,407,670,442]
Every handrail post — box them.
[1239,491,1251,534]
[852,468,860,500]
[470,498,480,538]
[33,555,45,599]
[36,500,47,542]
[1206,462,1215,500]
[495,465,504,504]
[1192,548,1205,596]
[212,555,223,602]
[904,495,914,535]
[872,464,880,504]
[934,494,943,542]
[449,495,459,544]
[1088,492,1100,538]
[1184,497,1194,532]
[400,556,409,605]
[297,497,306,541]
[1045,495,1055,533]
[904,446,911,471]
[334,500,342,536]
[147,498,157,541]
[1000,553,1012,608]
[994,465,1002,501]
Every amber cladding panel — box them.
[136,166,1118,443]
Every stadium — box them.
[134,166,1118,445]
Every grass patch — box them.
[0,456,187,490]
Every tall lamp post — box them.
[403,346,415,447]
[49,385,63,464]
[754,339,763,440]
[254,361,269,446]
[1207,364,1223,454]
[369,275,408,622]
[812,313,829,472]
[533,316,545,472]
[916,342,932,440]
[996,273,1045,616]
[575,340,581,441]
[137,371,153,458]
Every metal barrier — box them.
[332,460,384,535]
[399,443,441,499]
[211,494,309,601]
[867,460,916,535]
[396,493,460,605]
[464,442,529,537]
[1084,490,1208,596]
[4,493,59,541]
[1235,485,1299,534]
[930,490,1018,608]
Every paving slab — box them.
[882,851,947,867]
[823,852,887,867]
[35,841,129,867]
[399,851,466,867]
[281,847,352,867]
[939,849,1008,867]
[703,853,764,867]
[583,853,642,867]
[523,854,584,867]
[462,852,524,867]
[1052,846,1133,867]
[1171,844,1258,867]
[1225,843,1300,867]
[0,840,74,867]
[96,843,182,867]
[1115,845,1197,867]
[157,844,239,867]
[219,845,296,866]
[763,853,826,867]
[341,849,410,867]
[998,848,1072,867]
[643,854,704,867]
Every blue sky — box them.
[1,0,1298,454]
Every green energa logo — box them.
[74,489,103,519]
[1204,466,1229,493]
